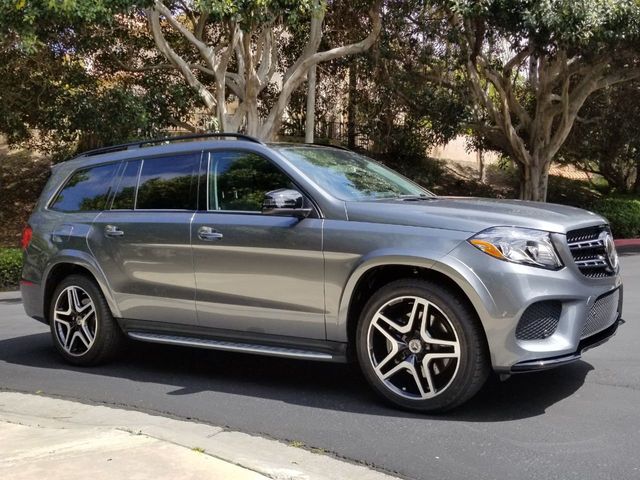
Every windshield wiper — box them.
[397,194,437,201]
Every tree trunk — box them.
[634,158,640,195]
[518,158,551,202]
[347,63,357,149]
[305,65,317,143]
[477,149,485,182]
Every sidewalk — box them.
[0,392,398,480]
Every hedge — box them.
[590,197,640,239]
[0,248,22,290]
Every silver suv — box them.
[20,134,624,412]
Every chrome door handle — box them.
[104,225,124,237]
[198,226,223,241]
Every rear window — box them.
[49,163,119,212]
[135,153,200,210]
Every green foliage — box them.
[0,248,22,290]
[447,0,640,50]
[590,197,640,238]
[546,175,602,206]
[195,0,322,27]
[558,81,640,194]
[0,0,140,50]
[0,30,198,159]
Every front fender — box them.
[327,250,497,345]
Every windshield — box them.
[277,146,433,201]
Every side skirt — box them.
[117,318,349,363]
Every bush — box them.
[590,197,640,239]
[0,248,22,290]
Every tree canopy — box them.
[2,0,640,201]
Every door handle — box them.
[104,225,125,237]
[198,226,223,241]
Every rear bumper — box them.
[20,280,46,324]
[510,316,624,373]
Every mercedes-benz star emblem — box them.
[599,230,619,271]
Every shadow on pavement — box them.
[0,331,592,422]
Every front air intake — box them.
[515,301,562,340]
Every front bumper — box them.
[510,316,624,372]
[439,240,623,371]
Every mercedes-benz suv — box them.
[20,133,624,411]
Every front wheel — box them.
[356,279,489,412]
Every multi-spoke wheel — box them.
[357,279,489,412]
[49,274,124,365]
[53,286,98,356]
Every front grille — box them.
[516,301,562,340]
[566,225,615,278]
[582,289,620,339]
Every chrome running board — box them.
[127,331,335,361]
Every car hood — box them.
[345,197,607,234]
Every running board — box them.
[127,331,335,361]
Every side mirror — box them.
[262,189,312,219]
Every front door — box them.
[191,150,325,339]
[89,152,201,325]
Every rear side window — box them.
[136,153,200,210]
[111,160,141,210]
[50,163,119,212]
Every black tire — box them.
[49,274,125,366]
[356,279,490,412]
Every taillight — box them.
[21,225,33,250]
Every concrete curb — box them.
[615,239,640,254]
[0,290,21,301]
[0,392,400,480]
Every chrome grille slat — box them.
[566,225,615,278]
[568,239,604,251]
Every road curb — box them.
[615,239,640,254]
[0,392,400,480]
[0,290,21,301]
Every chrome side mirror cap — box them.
[262,189,312,219]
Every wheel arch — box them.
[337,257,492,353]
[43,253,121,323]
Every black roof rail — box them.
[77,133,265,158]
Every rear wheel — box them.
[49,274,124,365]
[356,279,489,412]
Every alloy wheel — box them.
[53,286,98,357]
[366,296,461,400]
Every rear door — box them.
[89,152,201,325]
[191,149,325,339]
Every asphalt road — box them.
[1,255,639,480]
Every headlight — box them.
[469,227,562,269]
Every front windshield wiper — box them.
[397,194,437,201]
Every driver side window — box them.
[208,151,293,212]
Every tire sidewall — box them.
[356,280,483,412]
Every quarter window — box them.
[136,153,200,210]
[50,163,118,212]
[111,160,141,210]
[209,151,292,212]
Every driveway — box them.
[1,254,638,480]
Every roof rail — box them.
[77,133,265,158]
